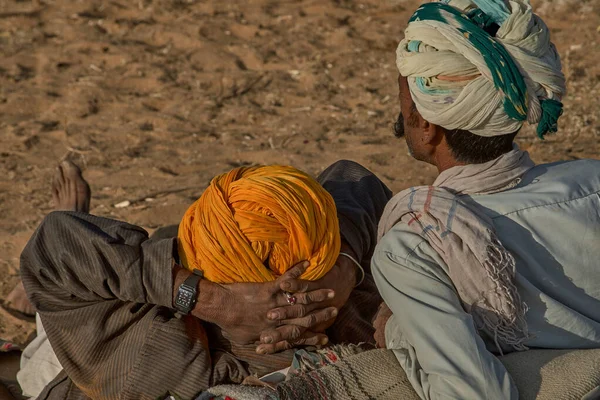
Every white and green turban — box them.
[397,0,566,138]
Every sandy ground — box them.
[0,0,598,345]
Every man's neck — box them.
[436,159,465,174]
[430,151,465,175]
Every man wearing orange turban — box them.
[19,159,392,400]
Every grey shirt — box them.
[372,159,600,399]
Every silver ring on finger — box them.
[283,291,297,306]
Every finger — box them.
[273,287,335,308]
[256,332,329,355]
[281,307,338,328]
[269,293,337,319]
[293,332,329,347]
[279,277,312,293]
[256,340,294,354]
[260,324,306,344]
[279,267,335,293]
[268,302,319,321]
[267,295,335,325]
[280,263,339,293]
[277,261,309,283]
[295,289,335,305]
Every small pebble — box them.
[114,200,131,208]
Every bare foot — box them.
[52,160,91,212]
[4,161,91,316]
[4,281,35,317]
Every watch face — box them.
[176,287,194,309]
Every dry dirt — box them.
[0,0,599,344]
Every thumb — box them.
[277,261,309,282]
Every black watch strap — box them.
[174,269,203,315]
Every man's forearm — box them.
[318,160,392,265]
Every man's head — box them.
[393,0,565,170]
[394,75,518,166]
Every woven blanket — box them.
[287,343,372,378]
[190,349,417,400]
[189,347,600,400]
[277,349,419,400]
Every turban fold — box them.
[396,0,566,138]
[177,165,341,283]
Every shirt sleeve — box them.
[21,211,247,400]
[371,243,518,400]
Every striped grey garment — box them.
[21,160,392,400]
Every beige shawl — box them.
[378,148,535,351]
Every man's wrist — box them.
[172,264,191,307]
[172,265,215,320]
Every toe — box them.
[78,184,91,213]
[51,168,63,205]
[57,164,66,187]
[51,184,60,206]
[76,182,91,213]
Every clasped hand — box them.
[207,254,357,355]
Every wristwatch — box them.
[174,269,203,315]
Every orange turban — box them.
[177,165,341,283]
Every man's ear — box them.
[419,115,444,146]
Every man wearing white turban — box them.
[372,0,600,398]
